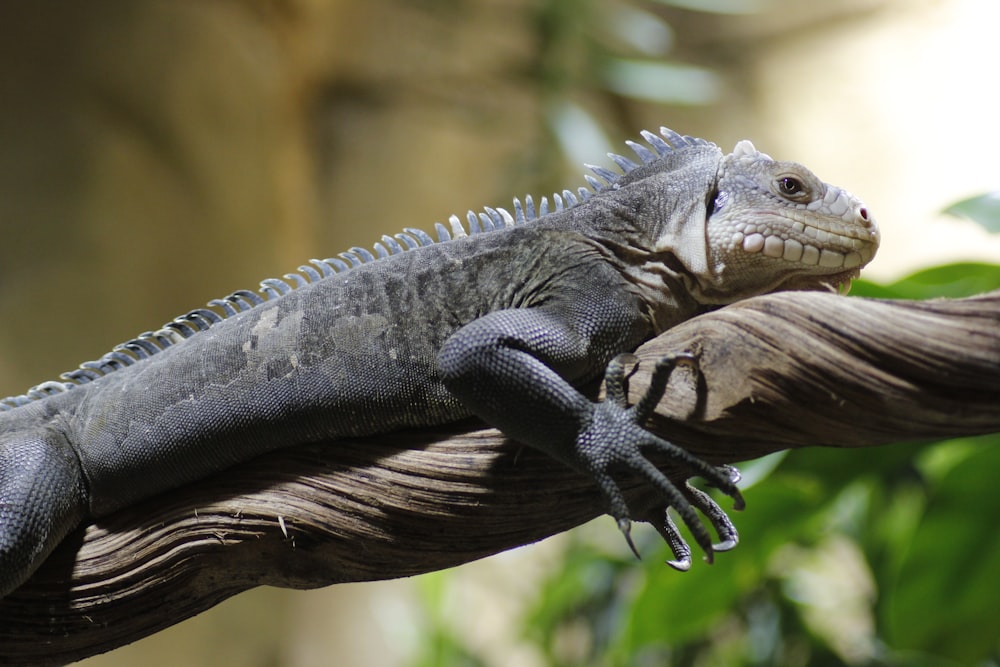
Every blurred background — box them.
[1,0,999,665]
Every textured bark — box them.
[2,290,999,665]
[641,289,1000,457]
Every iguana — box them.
[0,127,878,598]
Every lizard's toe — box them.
[685,481,740,551]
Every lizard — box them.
[0,127,879,598]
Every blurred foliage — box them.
[942,192,1000,234]
[408,572,490,667]
[407,1,1000,665]
[850,262,1000,301]
[535,0,726,104]
[532,0,741,176]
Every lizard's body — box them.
[10,223,657,512]
[0,129,879,597]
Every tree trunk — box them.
[1,289,998,665]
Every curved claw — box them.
[667,556,692,571]
[651,511,692,571]
[685,483,740,551]
[713,539,738,553]
[618,518,642,561]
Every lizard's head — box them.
[698,139,879,302]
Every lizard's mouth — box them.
[733,205,879,269]
[775,266,862,294]
[734,225,877,271]
[712,205,880,298]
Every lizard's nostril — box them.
[858,207,870,223]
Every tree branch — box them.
[637,289,1000,457]
[2,290,999,664]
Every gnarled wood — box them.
[2,290,999,665]
[642,289,1000,457]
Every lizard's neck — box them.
[624,252,705,334]
[578,226,705,336]
[574,187,712,332]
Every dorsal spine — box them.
[0,127,701,409]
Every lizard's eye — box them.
[776,176,805,197]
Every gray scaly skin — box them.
[0,128,879,597]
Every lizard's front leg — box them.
[437,304,742,566]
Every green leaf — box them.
[778,442,930,493]
[600,58,721,105]
[883,437,1000,662]
[648,0,763,14]
[942,192,1000,232]
[849,262,1000,300]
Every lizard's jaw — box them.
[703,198,880,301]
[733,216,878,271]
[732,193,878,265]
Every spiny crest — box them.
[732,138,767,160]
[0,127,705,410]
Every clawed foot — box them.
[635,471,741,571]
[587,352,743,569]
